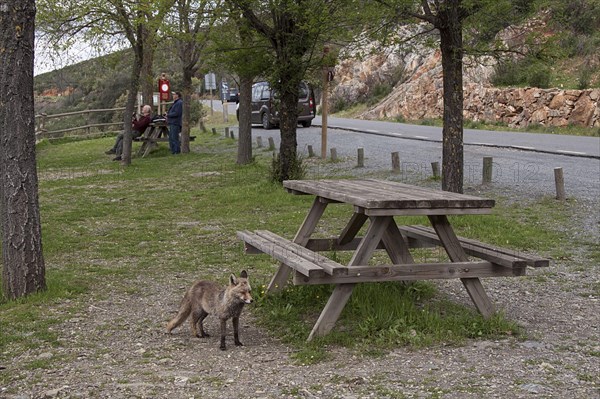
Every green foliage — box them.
[269,152,306,183]
[491,56,552,88]
[546,0,600,35]
[367,83,393,106]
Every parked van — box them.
[241,81,315,129]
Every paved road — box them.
[317,116,600,160]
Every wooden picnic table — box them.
[136,121,169,158]
[134,121,196,158]
[237,179,548,341]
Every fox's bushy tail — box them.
[166,295,192,333]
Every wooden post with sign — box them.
[321,46,332,159]
[158,73,170,116]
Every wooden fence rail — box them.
[35,107,127,140]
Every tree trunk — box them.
[278,86,300,181]
[181,65,193,154]
[140,34,155,108]
[0,0,47,299]
[439,2,464,194]
[121,44,143,166]
[237,77,253,164]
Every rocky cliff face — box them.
[331,17,600,128]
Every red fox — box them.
[166,270,253,350]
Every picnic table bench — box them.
[237,179,549,341]
[134,121,195,157]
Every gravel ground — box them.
[2,129,599,399]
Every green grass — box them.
[0,120,584,366]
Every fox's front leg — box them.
[219,319,227,350]
[232,317,243,346]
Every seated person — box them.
[106,104,152,161]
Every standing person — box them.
[106,104,152,161]
[166,91,183,154]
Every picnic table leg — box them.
[307,284,355,341]
[428,215,496,317]
[267,197,328,293]
[307,216,392,341]
[382,218,415,264]
[337,212,368,245]
[137,126,154,157]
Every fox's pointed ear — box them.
[230,274,238,285]
[240,270,248,278]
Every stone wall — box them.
[358,70,600,128]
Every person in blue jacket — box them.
[166,91,183,154]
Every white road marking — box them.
[557,150,587,155]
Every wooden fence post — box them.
[257,136,263,148]
[330,148,337,161]
[268,137,275,151]
[554,167,566,201]
[357,148,364,167]
[431,162,440,179]
[212,127,217,135]
[308,145,314,158]
[225,127,230,137]
[391,152,400,173]
[85,109,91,137]
[482,156,493,184]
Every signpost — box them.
[158,73,170,115]
[221,80,229,122]
[205,73,216,115]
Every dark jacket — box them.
[132,114,152,135]
[167,98,183,127]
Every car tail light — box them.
[309,98,314,114]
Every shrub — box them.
[269,152,306,183]
[366,83,393,106]
[330,97,349,114]
[527,67,551,88]
[491,56,552,88]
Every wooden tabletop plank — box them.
[284,180,494,210]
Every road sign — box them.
[158,73,170,101]
[205,73,216,90]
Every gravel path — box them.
[2,130,599,399]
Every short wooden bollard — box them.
[554,167,566,201]
[391,152,400,173]
[357,148,364,167]
[330,148,338,161]
[268,137,275,150]
[308,145,314,158]
[225,127,230,137]
[482,156,493,184]
[431,162,440,179]
[257,136,263,148]
[230,131,235,140]
[211,127,217,135]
